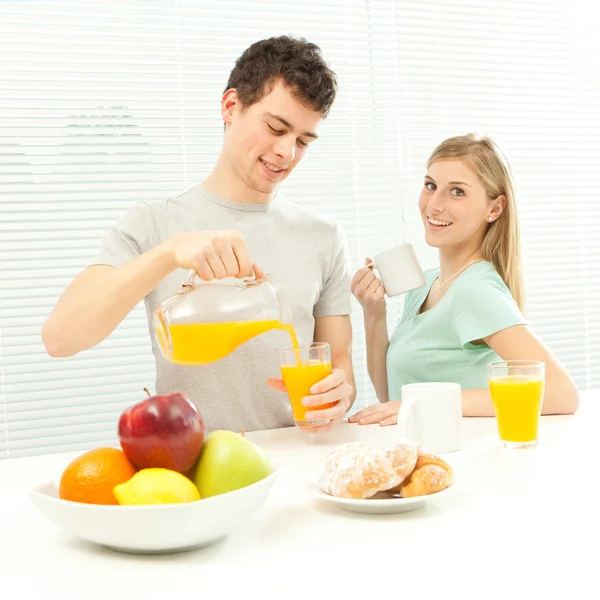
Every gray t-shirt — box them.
[92,185,351,432]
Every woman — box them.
[350,134,578,425]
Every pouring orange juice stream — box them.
[155,318,335,423]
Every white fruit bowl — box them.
[29,467,277,554]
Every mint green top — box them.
[386,261,526,399]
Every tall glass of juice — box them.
[488,360,545,449]
[279,343,334,427]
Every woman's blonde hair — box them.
[427,133,524,311]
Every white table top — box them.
[0,391,597,599]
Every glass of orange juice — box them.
[488,360,545,449]
[279,342,335,427]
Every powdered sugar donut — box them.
[319,442,402,499]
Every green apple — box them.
[191,430,272,498]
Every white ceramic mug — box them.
[397,382,463,453]
[369,243,426,297]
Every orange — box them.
[59,447,137,505]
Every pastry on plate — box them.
[397,453,454,498]
[319,440,418,499]
[383,441,419,493]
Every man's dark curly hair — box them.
[225,36,337,117]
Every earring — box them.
[488,217,494,222]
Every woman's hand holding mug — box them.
[353,243,426,310]
[351,259,387,318]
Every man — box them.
[42,36,355,433]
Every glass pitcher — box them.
[153,270,295,366]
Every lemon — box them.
[113,468,201,505]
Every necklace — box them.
[437,259,484,289]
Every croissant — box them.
[398,453,454,498]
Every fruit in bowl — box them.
[29,392,278,553]
[59,447,137,505]
[118,389,204,474]
[114,468,201,505]
[192,430,272,498]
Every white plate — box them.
[313,485,450,515]
[29,468,277,554]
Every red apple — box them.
[118,390,204,474]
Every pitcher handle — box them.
[185,269,197,286]
[184,267,258,287]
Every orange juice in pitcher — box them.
[156,320,299,365]
[154,270,296,365]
